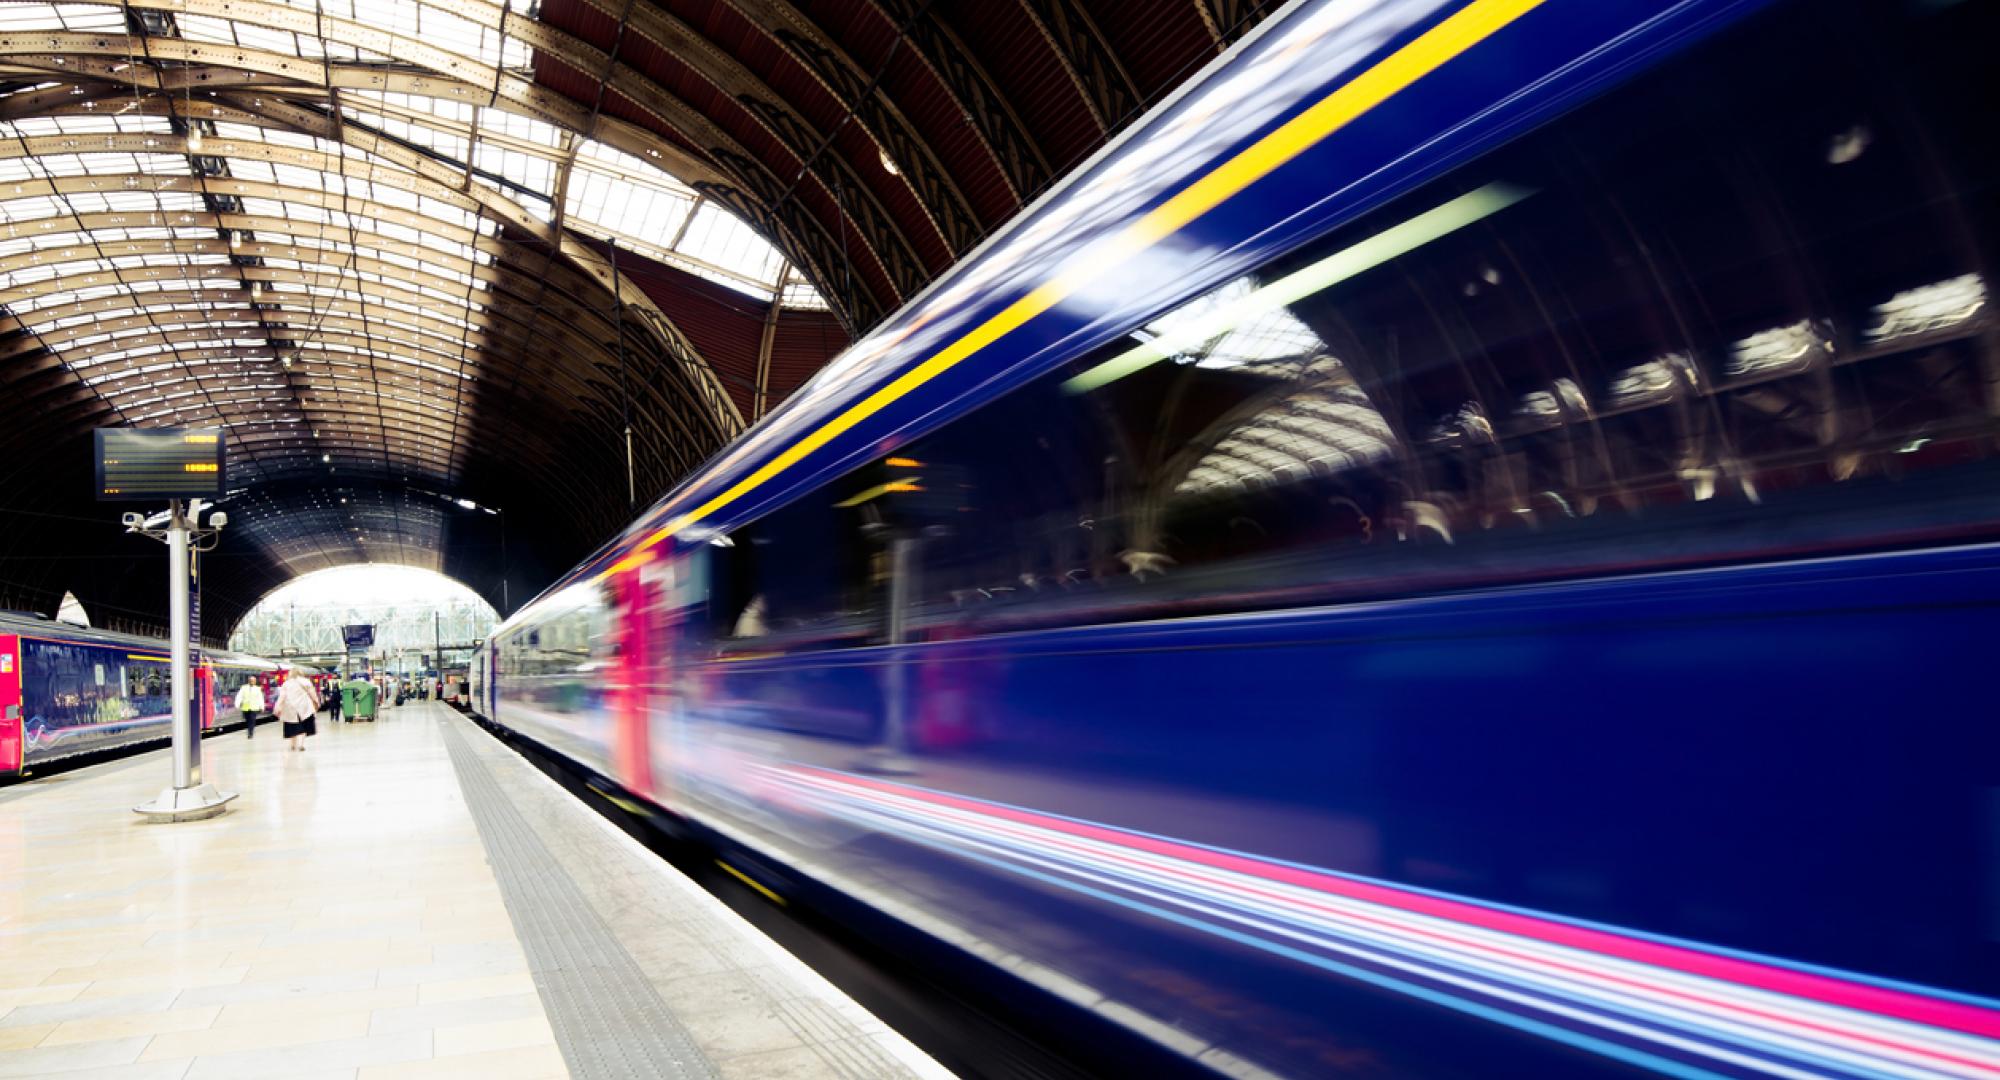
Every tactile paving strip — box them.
[439,716,720,1080]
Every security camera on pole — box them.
[97,427,238,821]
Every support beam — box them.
[862,0,1053,202]
[754,283,782,422]
[1014,0,1142,133]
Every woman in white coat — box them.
[275,671,321,752]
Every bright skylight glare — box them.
[252,563,490,610]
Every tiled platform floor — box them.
[0,703,950,1080]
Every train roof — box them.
[0,612,283,670]
[0,612,181,653]
[498,0,1760,632]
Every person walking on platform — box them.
[276,670,320,752]
[235,679,265,739]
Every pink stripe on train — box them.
[798,766,2000,1043]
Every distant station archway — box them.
[227,563,497,670]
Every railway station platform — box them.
[0,703,950,1080]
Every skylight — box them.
[0,0,818,491]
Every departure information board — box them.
[94,427,226,500]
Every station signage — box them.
[94,427,226,500]
[343,625,375,652]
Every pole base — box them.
[134,783,237,822]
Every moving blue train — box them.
[472,0,2000,1074]
[1,614,283,776]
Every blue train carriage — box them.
[0,616,281,777]
[486,0,2000,1075]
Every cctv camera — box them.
[122,512,143,529]
[209,511,228,529]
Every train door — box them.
[468,648,484,717]
[649,548,701,808]
[607,558,652,797]
[0,634,20,775]
[609,548,688,803]
[481,644,497,719]
[195,656,216,732]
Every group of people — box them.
[233,670,399,752]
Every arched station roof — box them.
[0,0,1277,640]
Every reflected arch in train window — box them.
[872,0,1999,638]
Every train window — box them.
[712,484,883,650]
[839,0,2000,639]
[126,661,169,700]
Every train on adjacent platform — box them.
[473,0,2000,1075]
[0,614,285,777]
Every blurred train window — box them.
[857,0,1999,639]
[502,584,609,715]
[712,491,880,650]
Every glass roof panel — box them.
[1,0,825,511]
[10,0,817,304]
[562,138,819,303]
[0,3,125,31]
[666,201,785,287]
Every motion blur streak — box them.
[761,764,2000,1080]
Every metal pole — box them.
[611,243,637,511]
[135,499,235,821]
[862,534,920,774]
[167,500,194,789]
[886,534,916,650]
[499,509,509,613]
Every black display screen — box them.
[94,428,226,500]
